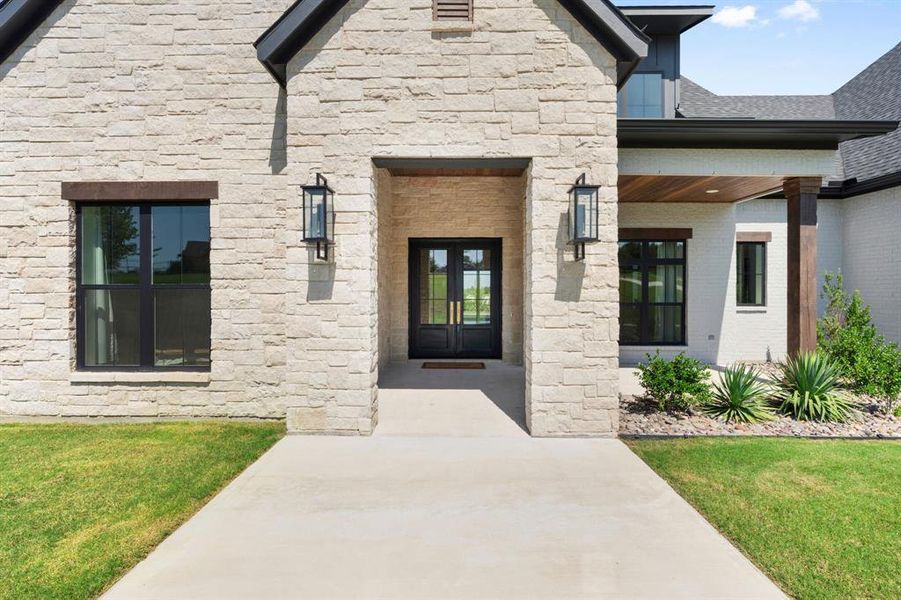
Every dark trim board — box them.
[619,227,693,240]
[618,118,899,149]
[62,181,219,202]
[736,231,772,243]
[0,0,65,65]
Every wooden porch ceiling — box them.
[618,175,784,203]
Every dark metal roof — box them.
[0,0,64,65]
[618,5,713,35]
[618,118,898,150]
[255,0,650,87]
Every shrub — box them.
[818,272,901,414]
[703,364,774,423]
[772,351,856,422]
[637,351,711,412]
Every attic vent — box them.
[433,0,473,21]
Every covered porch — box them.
[614,118,895,365]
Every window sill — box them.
[431,20,475,33]
[737,307,768,314]
[70,371,211,385]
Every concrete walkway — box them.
[104,363,783,599]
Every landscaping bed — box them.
[0,421,283,600]
[620,393,901,438]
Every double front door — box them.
[409,238,502,359]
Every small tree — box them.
[818,272,901,414]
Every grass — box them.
[626,438,901,599]
[0,421,283,600]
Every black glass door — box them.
[409,238,501,359]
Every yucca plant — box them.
[771,351,857,422]
[702,364,774,423]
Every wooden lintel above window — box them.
[736,231,772,243]
[618,228,693,240]
[62,181,218,202]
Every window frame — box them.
[736,241,767,307]
[75,201,211,372]
[617,71,665,118]
[618,238,688,346]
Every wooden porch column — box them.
[784,177,820,355]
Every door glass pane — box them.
[83,289,140,366]
[619,265,642,303]
[153,205,210,284]
[649,305,683,344]
[154,289,211,367]
[462,248,491,325]
[419,249,448,325]
[648,265,683,303]
[80,206,140,284]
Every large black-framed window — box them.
[75,202,211,370]
[619,239,686,345]
[736,241,766,306]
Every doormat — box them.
[421,362,486,370]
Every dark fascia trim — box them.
[618,118,900,149]
[618,5,714,34]
[62,181,219,202]
[0,0,65,65]
[255,0,649,88]
[619,227,693,240]
[818,171,901,199]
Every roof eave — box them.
[618,118,900,150]
[255,0,649,88]
[0,0,65,65]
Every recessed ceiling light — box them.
[706,189,719,194]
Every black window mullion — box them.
[75,204,84,369]
[139,204,154,367]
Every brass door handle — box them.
[449,301,456,325]
[457,301,462,325]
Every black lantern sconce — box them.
[302,173,335,261]
[568,173,600,261]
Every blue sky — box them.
[621,0,900,95]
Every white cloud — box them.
[711,5,758,28]
[778,0,820,22]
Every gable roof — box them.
[254,0,649,87]
[0,0,64,65]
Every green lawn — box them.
[626,438,901,599]
[0,421,283,600]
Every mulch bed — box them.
[619,394,901,439]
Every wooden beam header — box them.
[736,231,773,243]
[62,181,218,202]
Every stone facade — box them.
[285,0,621,436]
[1,0,622,437]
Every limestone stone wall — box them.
[0,1,295,419]
[379,174,525,364]
[286,0,621,436]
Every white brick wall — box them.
[842,187,901,342]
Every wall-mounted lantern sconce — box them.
[568,173,600,261]
[302,173,335,261]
